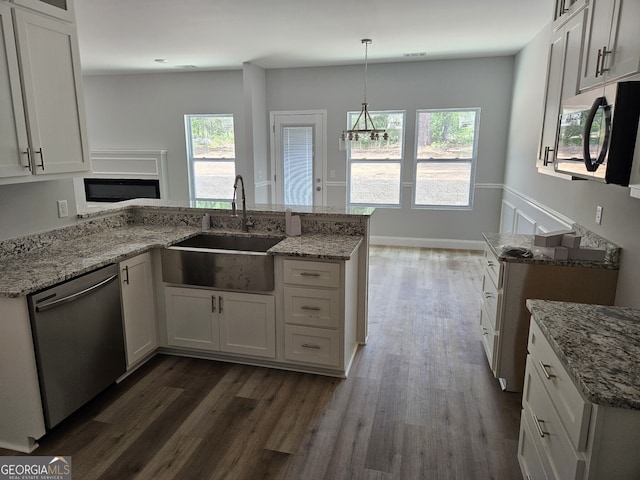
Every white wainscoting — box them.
[500,186,573,234]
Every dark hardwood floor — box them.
[1,246,523,479]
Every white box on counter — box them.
[533,230,575,247]
[561,234,582,248]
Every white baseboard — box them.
[370,235,484,251]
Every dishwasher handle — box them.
[35,274,119,312]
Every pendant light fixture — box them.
[339,39,388,151]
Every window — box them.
[185,114,236,205]
[347,111,405,206]
[414,109,480,208]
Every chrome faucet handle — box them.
[246,216,255,229]
[231,201,238,217]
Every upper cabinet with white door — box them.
[10,0,74,22]
[0,4,30,178]
[538,7,587,176]
[0,0,90,184]
[580,0,640,90]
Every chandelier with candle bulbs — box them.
[339,39,388,150]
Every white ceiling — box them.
[74,0,554,75]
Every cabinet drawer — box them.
[479,305,497,372]
[284,287,339,328]
[483,244,502,288]
[284,259,340,289]
[284,325,340,367]
[480,273,501,331]
[523,356,585,480]
[528,320,591,451]
[518,409,553,480]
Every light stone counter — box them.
[0,203,369,297]
[483,223,620,269]
[527,299,640,410]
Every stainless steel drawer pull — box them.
[538,360,555,380]
[123,265,130,285]
[300,272,321,277]
[301,305,321,311]
[532,414,548,438]
[302,343,321,349]
[211,296,216,313]
[22,148,32,169]
[483,291,494,299]
[36,148,44,170]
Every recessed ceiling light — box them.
[176,65,197,69]
[403,52,427,57]
[154,58,168,63]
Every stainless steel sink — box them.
[171,234,283,253]
[161,234,284,291]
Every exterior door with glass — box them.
[271,111,325,206]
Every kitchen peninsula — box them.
[0,201,373,453]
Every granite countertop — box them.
[527,299,640,410]
[0,226,363,298]
[77,199,376,219]
[483,230,619,269]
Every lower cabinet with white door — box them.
[120,252,157,368]
[164,286,275,359]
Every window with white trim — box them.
[347,110,405,206]
[414,108,480,208]
[185,114,236,205]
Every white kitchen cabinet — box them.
[120,252,157,368]
[580,0,640,90]
[0,296,46,453]
[478,240,617,392]
[165,286,220,351]
[538,8,586,177]
[518,320,640,479]
[11,0,74,22]
[0,4,30,178]
[165,286,276,359]
[218,291,275,358]
[282,256,358,374]
[12,8,89,176]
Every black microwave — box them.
[554,81,640,185]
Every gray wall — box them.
[82,70,245,202]
[504,25,640,308]
[0,179,77,240]
[266,58,513,244]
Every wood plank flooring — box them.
[1,246,523,479]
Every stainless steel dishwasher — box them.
[28,263,126,429]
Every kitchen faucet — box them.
[231,174,254,232]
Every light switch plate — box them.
[57,200,69,218]
[595,205,603,225]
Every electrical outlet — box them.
[57,200,69,218]
[595,205,603,225]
